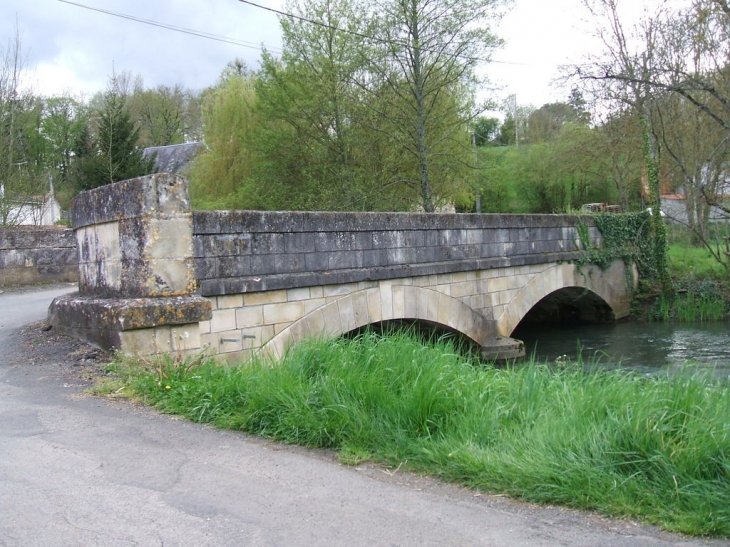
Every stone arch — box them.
[496,260,633,336]
[262,284,493,359]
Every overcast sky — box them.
[2,0,623,109]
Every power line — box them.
[236,0,525,66]
[57,0,282,54]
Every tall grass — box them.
[110,331,730,537]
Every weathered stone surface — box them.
[480,336,526,361]
[48,293,212,350]
[71,173,191,229]
[192,209,594,297]
[71,174,195,298]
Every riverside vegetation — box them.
[100,328,730,538]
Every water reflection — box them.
[512,321,730,378]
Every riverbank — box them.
[98,330,730,538]
[632,236,730,322]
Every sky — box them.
[2,0,616,110]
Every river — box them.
[512,321,730,378]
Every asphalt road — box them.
[0,286,727,547]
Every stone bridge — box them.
[49,174,636,362]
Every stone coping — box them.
[49,293,212,331]
[193,210,595,234]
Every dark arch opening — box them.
[514,287,615,330]
[344,319,478,353]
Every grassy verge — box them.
[636,235,730,321]
[101,331,730,537]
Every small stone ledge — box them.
[48,293,212,351]
[192,210,596,234]
[480,336,526,361]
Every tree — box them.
[188,71,262,208]
[253,0,377,211]
[363,0,509,211]
[525,99,590,144]
[127,82,203,147]
[589,110,643,212]
[473,116,500,146]
[578,0,672,290]
[77,75,154,190]
[41,96,89,200]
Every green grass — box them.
[106,331,730,537]
[668,242,727,279]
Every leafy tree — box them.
[77,76,155,190]
[578,0,672,290]
[188,72,261,208]
[473,116,500,146]
[589,111,643,212]
[127,83,203,147]
[525,100,589,144]
[254,0,375,211]
[363,0,509,211]
[41,96,89,202]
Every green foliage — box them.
[115,332,730,537]
[77,79,155,190]
[188,74,262,209]
[472,116,500,146]
[590,212,658,279]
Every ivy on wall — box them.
[577,212,659,283]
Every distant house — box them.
[0,183,62,226]
[143,142,205,175]
[661,192,729,224]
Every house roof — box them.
[143,142,205,175]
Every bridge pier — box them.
[50,175,635,363]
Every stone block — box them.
[120,328,158,356]
[235,305,264,329]
[304,252,330,272]
[217,256,251,278]
[391,285,405,318]
[337,296,357,333]
[303,297,327,315]
[274,321,294,335]
[263,301,305,325]
[351,291,370,327]
[323,284,356,298]
[217,294,244,309]
[244,290,287,306]
[252,233,285,254]
[211,309,237,332]
[218,330,243,353]
[287,287,311,301]
[365,289,381,322]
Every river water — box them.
[513,321,730,379]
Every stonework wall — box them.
[0,227,77,286]
[193,211,600,297]
[197,258,634,363]
[199,263,559,362]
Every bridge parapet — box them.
[193,210,600,297]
